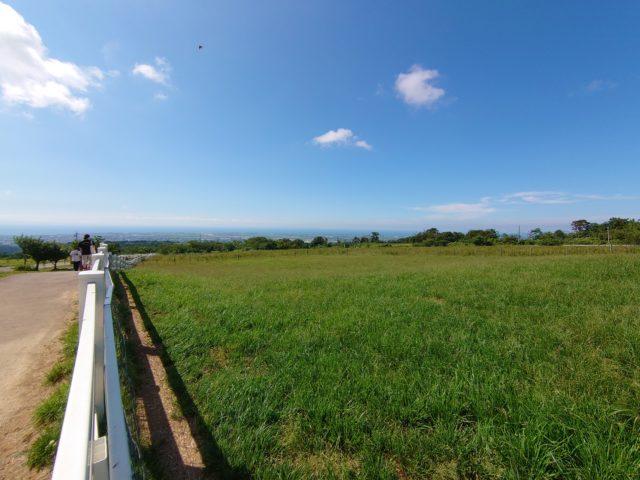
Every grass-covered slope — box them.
[123,248,640,479]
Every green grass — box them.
[0,257,73,277]
[123,247,640,479]
[27,321,78,469]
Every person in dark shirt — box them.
[79,234,95,270]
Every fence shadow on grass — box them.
[118,272,252,480]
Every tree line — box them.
[13,235,70,270]
[103,218,640,253]
[8,218,639,263]
[394,217,640,246]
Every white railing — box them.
[52,245,133,480]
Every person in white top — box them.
[70,246,82,271]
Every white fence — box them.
[52,245,133,480]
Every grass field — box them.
[123,247,640,479]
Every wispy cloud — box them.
[500,191,575,205]
[584,79,616,93]
[154,92,168,101]
[575,193,639,201]
[395,65,445,107]
[570,79,617,97]
[132,57,171,85]
[312,128,373,150]
[500,191,640,204]
[412,198,495,220]
[0,2,104,114]
[413,191,637,220]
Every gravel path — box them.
[0,271,77,478]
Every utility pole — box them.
[607,225,612,252]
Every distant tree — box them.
[276,238,292,250]
[467,229,497,239]
[351,236,361,245]
[528,228,543,241]
[13,235,48,270]
[439,231,464,244]
[107,241,122,254]
[370,231,380,243]
[607,217,631,230]
[466,229,497,246]
[571,219,591,236]
[14,235,35,266]
[291,239,307,249]
[245,237,277,250]
[310,236,328,247]
[44,242,69,270]
[537,232,562,246]
[223,242,237,252]
[500,234,520,244]
[472,236,494,246]
[93,235,104,248]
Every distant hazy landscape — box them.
[0,229,414,246]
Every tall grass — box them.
[28,321,78,469]
[124,248,640,478]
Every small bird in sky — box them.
[198,44,203,50]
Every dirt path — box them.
[118,278,209,479]
[0,271,77,479]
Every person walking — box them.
[78,234,96,270]
[69,245,82,271]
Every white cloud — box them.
[312,128,373,151]
[413,198,495,220]
[395,65,445,107]
[313,128,354,145]
[0,2,104,114]
[154,92,168,101]
[500,191,575,205]
[132,57,171,85]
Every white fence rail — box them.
[52,245,133,480]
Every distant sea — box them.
[0,227,416,246]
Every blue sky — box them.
[1,0,638,234]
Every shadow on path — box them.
[117,272,251,480]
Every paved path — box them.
[0,271,77,478]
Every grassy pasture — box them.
[123,247,640,479]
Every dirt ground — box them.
[119,279,209,479]
[0,271,77,479]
